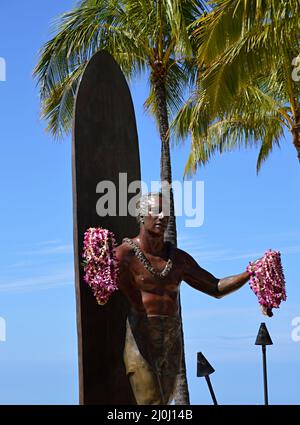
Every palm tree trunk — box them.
[292,124,300,161]
[153,73,190,405]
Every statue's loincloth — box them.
[123,310,182,405]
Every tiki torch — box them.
[197,352,218,405]
[255,322,273,405]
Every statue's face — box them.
[142,195,169,236]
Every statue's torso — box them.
[117,242,186,316]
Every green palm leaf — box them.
[174,0,300,173]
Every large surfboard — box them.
[72,51,141,404]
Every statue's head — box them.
[136,192,170,235]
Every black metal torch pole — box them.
[262,345,269,405]
[205,375,218,405]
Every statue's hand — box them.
[247,257,262,276]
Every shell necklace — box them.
[122,238,173,279]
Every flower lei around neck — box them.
[82,227,119,305]
[247,250,286,317]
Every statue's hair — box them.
[136,192,166,224]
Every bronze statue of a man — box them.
[116,192,252,405]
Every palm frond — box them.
[34,0,206,139]
[175,83,288,175]
[191,0,300,115]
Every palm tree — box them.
[34,0,207,404]
[173,0,300,174]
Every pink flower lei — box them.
[82,227,119,305]
[247,249,286,317]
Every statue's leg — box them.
[153,316,182,405]
[160,328,182,404]
[123,314,182,405]
[123,319,164,404]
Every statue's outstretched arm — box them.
[181,249,250,298]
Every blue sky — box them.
[0,1,299,405]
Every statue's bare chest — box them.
[128,252,184,293]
